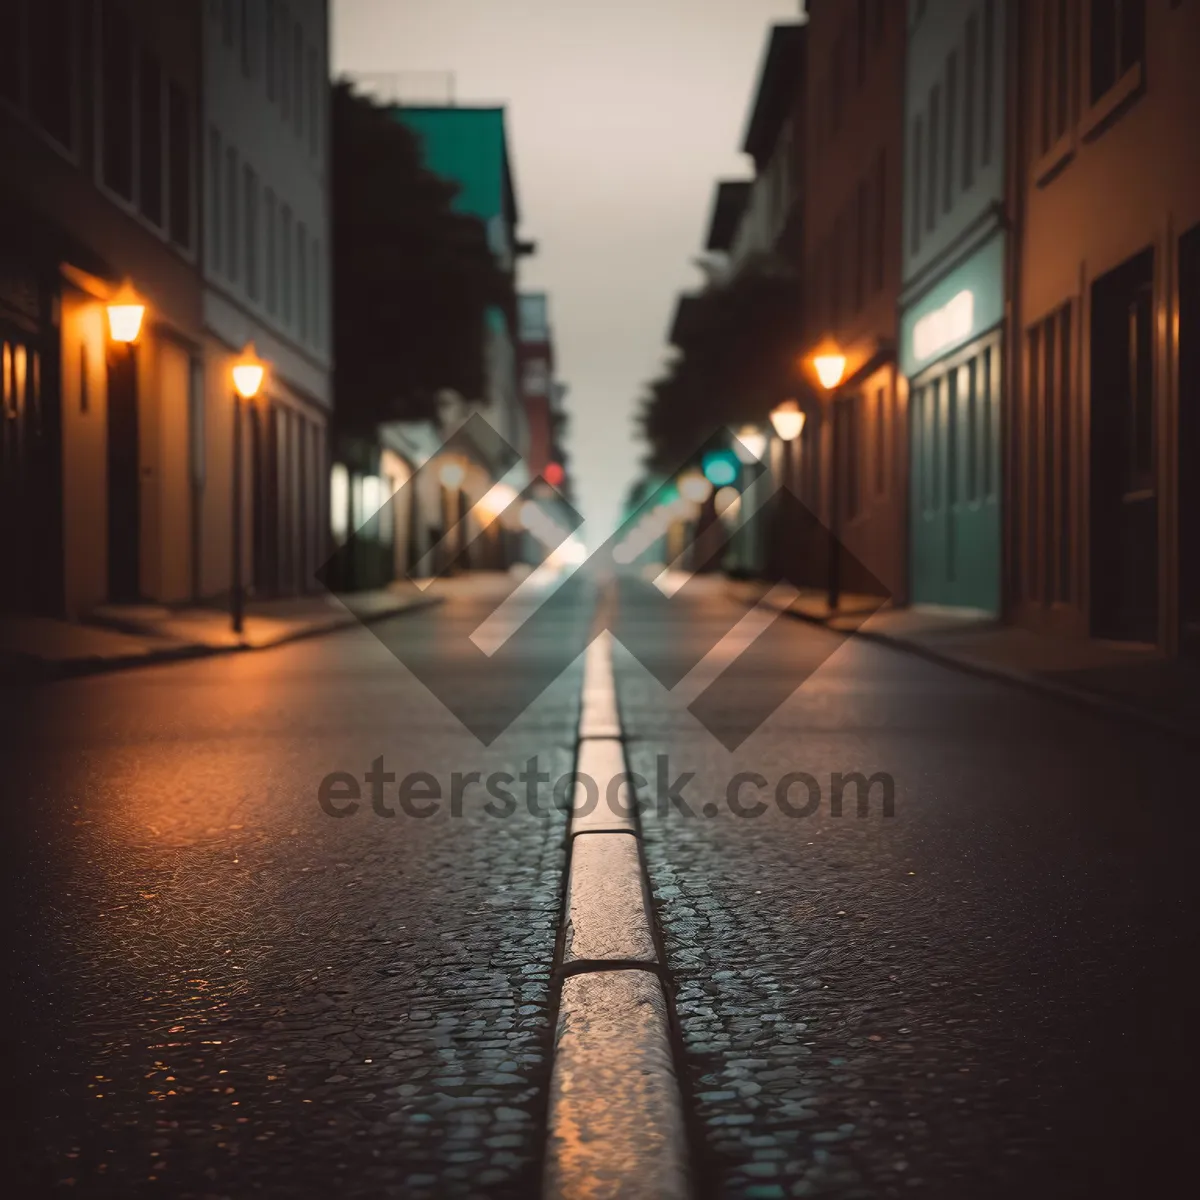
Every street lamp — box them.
[678,469,713,505]
[106,282,146,344]
[231,344,266,636]
[809,349,848,612]
[769,399,806,443]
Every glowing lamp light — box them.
[106,283,146,344]
[544,461,565,488]
[714,486,741,517]
[734,426,768,464]
[769,399,806,442]
[438,460,466,489]
[232,345,266,399]
[678,470,713,505]
[702,450,740,488]
[812,354,847,391]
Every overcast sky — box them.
[332,0,801,542]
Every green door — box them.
[910,337,1002,614]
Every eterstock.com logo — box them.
[317,415,891,749]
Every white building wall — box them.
[201,0,331,406]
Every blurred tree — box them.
[332,82,512,434]
[639,257,805,472]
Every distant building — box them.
[1010,0,1200,655]
[900,0,1006,616]
[1,0,205,617]
[801,0,907,602]
[518,292,555,476]
[391,106,532,473]
[201,0,332,600]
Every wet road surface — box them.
[3,569,1197,1199]
[2,575,593,1198]
[613,574,1198,1199]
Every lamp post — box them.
[230,345,266,636]
[768,400,806,583]
[105,285,147,603]
[809,352,847,611]
[438,459,467,573]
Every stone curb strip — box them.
[541,632,692,1200]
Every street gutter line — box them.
[541,628,693,1200]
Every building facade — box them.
[1011,0,1200,652]
[800,0,908,601]
[201,0,332,602]
[518,292,555,477]
[1,0,205,617]
[901,0,1007,615]
[392,106,531,475]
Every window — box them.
[943,51,957,213]
[241,0,253,77]
[29,0,74,148]
[1039,0,1073,153]
[911,116,923,255]
[854,178,868,313]
[139,51,164,226]
[244,165,259,300]
[101,0,135,198]
[982,0,996,165]
[1089,0,1144,103]
[830,216,844,329]
[963,13,978,189]
[831,33,845,131]
[1025,306,1074,603]
[856,0,868,86]
[209,127,223,272]
[308,44,319,154]
[226,145,239,282]
[168,83,192,249]
[293,23,304,136]
[279,2,291,119]
[965,359,979,502]
[981,345,994,498]
[311,240,321,348]
[1,0,22,106]
[926,84,939,232]
[281,204,293,323]
[265,188,278,313]
[297,221,308,340]
[265,0,277,101]
[874,384,887,495]
[874,148,886,291]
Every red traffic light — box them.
[544,462,565,488]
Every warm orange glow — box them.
[812,353,847,391]
[106,283,146,343]
[232,344,266,399]
[770,399,806,442]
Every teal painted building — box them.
[901,0,1006,615]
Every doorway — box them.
[106,344,140,601]
[1090,248,1157,643]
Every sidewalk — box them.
[730,579,1200,744]
[0,583,440,681]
